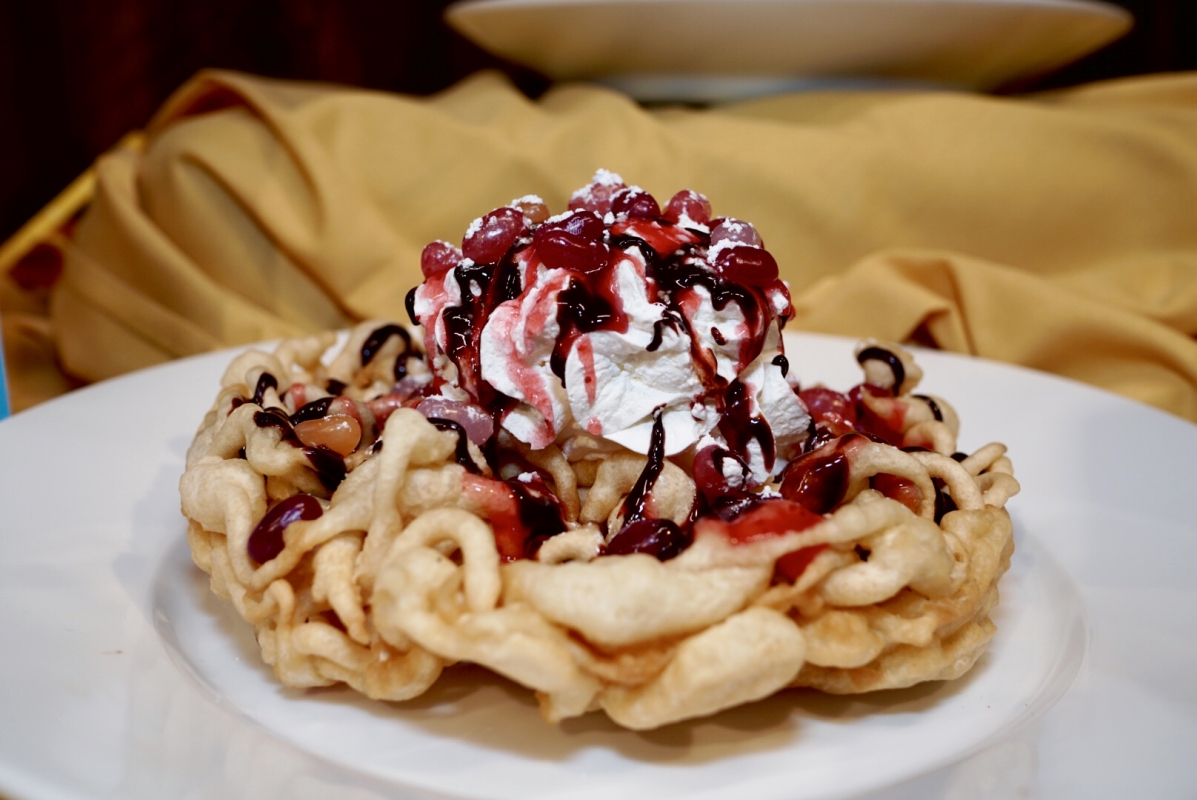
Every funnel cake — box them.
[180,174,1017,729]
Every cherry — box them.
[420,240,461,278]
[799,387,858,427]
[416,397,495,445]
[779,449,851,514]
[612,187,661,219]
[512,195,550,224]
[849,383,906,446]
[775,544,829,583]
[710,218,763,249]
[713,245,778,285]
[692,444,752,506]
[870,473,922,514]
[462,207,525,264]
[712,498,823,545]
[533,210,611,274]
[248,494,323,564]
[663,189,712,226]
[606,518,688,561]
[294,414,361,456]
[568,171,626,215]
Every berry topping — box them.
[462,207,525,264]
[779,444,852,514]
[663,189,712,226]
[568,168,627,215]
[248,494,323,564]
[695,498,823,546]
[693,444,752,504]
[294,414,361,456]
[710,218,763,249]
[712,244,779,285]
[606,518,689,560]
[533,209,611,274]
[416,397,495,446]
[612,187,661,220]
[798,387,858,427]
[421,240,461,278]
[511,195,550,224]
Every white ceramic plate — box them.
[445,0,1133,100]
[1,333,1195,800]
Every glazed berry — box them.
[663,189,712,226]
[799,387,858,427]
[462,207,525,264]
[248,494,323,564]
[420,240,461,279]
[713,245,779,285]
[606,518,689,561]
[512,195,550,224]
[710,218,763,248]
[612,187,661,220]
[568,169,627,215]
[533,210,611,274]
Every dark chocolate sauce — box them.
[772,354,789,378]
[914,394,943,421]
[304,445,346,491]
[718,379,776,474]
[647,308,685,353]
[290,397,334,425]
[606,518,687,560]
[247,494,323,564]
[428,418,481,474]
[253,408,345,490]
[933,478,957,522]
[254,408,300,445]
[551,277,623,379]
[856,347,906,394]
[360,324,413,381]
[405,286,419,327]
[510,479,567,557]
[251,372,278,406]
[619,407,668,527]
[605,409,694,561]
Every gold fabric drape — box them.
[41,69,1197,420]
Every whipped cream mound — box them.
[409,171,809,479]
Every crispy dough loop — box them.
[580,451,696,532]
[181,330,1017,730]
[513,440,581,522]
[846,441,938,518]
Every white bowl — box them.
[445,0,1133,100]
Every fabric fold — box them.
[43,68,1197,422]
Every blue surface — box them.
[0,328,9,420]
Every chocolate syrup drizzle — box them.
[427,418,481,474]
[251,372,278,406]
[856,346,906,394]
[607,407,688,560]
[360,323,413,381]
[619,406,668,527]
[410,219,788,477]
[913,394,943,421]
[403,206,802,563]
[252,407,346,491]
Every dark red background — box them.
[1,0,1194,244]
